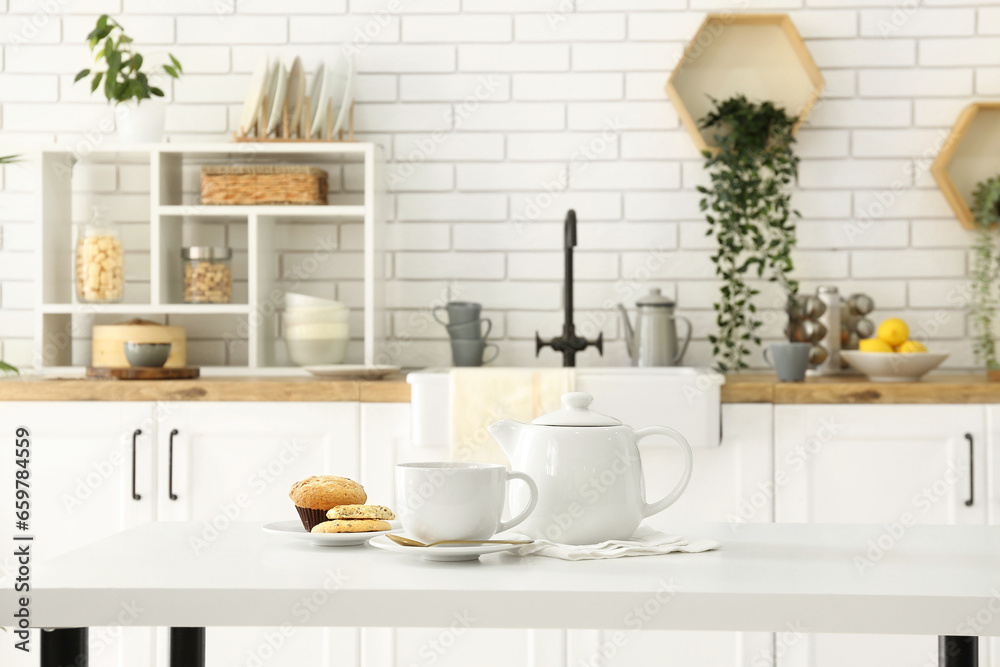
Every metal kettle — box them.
[617,289,693,367]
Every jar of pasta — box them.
[182,246,232,304]
[75,207,124,304]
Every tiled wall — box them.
[0,0,991,369]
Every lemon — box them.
[877,318,909,348]
[859,338,894,353]
[897,340,927,353]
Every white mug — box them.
[396,462,538,543]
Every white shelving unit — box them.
[36,143,386,374]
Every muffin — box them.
[289,476,367,531]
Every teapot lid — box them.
[637,288,675,308]
[532,392,621,427]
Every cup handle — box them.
[497,470,538,534]
[635,426,694,519]
[432,307,448,326]
[482,342,500,365]
[481,318,493,339]
[763,347,775,369]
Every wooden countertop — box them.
[721,372,1000,404]
[1,372,998,404]
[0,375,412,402]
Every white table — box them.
[6,522,998,666]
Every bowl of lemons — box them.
[840,318,947,382]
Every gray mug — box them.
[433,301,481,327]
[451,339,499,367]
[446,317,492,340]
[764,342,811,382]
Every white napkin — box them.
[515,526,721,561]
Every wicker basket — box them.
[201,165,329,205]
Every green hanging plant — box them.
[697,95,801,372]
[970,176,1000,370]
[74,14,182,105]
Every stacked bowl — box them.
[284,293,349,366]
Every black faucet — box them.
[535,209,603,367]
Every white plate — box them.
[239,55,271,136]
[262,520,399,547]
[325,52,350,137]
[286,56,306,135]
[333,54,355,137]
[304,365,401,379]
[266,62,288,135]
[840,351,948,382]
[309,62,332,138]
[306,61,326,139]
[368,534,528,562]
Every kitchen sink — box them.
[408,367,725,449]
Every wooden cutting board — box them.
[92,319,187,368]
[86,367,200,380]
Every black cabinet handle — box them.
[131,429,142,501]
[168,428,179,501]
[964,433,974,507]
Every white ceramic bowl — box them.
[285,337,348,366]
[285,292,343,308]
[840,351,948,382]
[285,322,349,340]
[284,306,349,327]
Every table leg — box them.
[40,628,88,667]
[170,627,205,667]
[939,636,978,667]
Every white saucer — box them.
[262,520,399,547]
[368,535,528,562]
[304,365,400,380]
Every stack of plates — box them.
[239,53,355,139]
[284,293,349,366]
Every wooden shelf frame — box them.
[35,143,386,373]
[666,13,825,152]
[930,102,1000,231]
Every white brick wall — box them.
[0,1,991,370]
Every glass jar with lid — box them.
[75,206,124,304]
[182,246,233,304]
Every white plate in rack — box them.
[304,365,401,380]
[238,55,270,136]
[263,520,399,547]
[265,61,288,135]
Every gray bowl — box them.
[123,342,172,368]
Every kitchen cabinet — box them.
[774,405,990,667]
[154,402,362,666]
[0,402,157,667]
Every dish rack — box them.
[233,95,355,143]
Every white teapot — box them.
[488,392,694,545]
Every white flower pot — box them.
[115,102,166,144]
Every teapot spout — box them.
[617,304,635,360]
[487,419,520,463]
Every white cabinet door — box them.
[155,401,361,667]
[0,402,157,667]
[985,407,1000,667]
[775,405,989,667]
[571,404,776,667]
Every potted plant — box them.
[74,15,183,143]
[697,95,801,372]
[970,175,1000,380]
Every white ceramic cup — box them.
[396,462,538,543]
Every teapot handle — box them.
[672,316,693,365]
[635,426,694,518]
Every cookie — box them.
[311,519,392,534]
[326,504,395,521]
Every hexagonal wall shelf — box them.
[930,102,1000,230]
[666,14,825,152]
